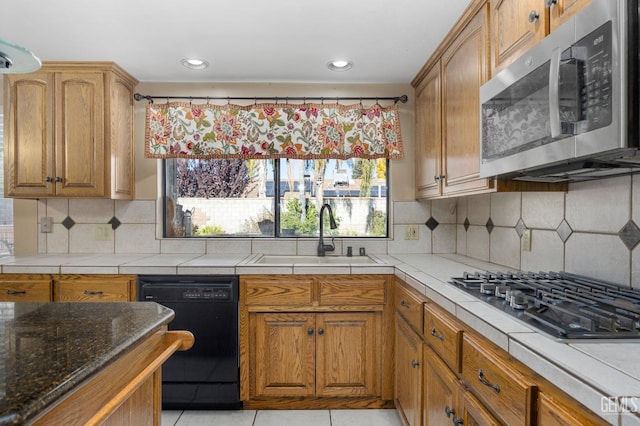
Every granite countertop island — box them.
[0,302,175,425]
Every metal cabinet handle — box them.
[478,369,501,393]
[45,176,52,183]
[439,174,445,180]
[431,327,445,341]
[528,10,540,23]
[307,328,314,335]
[83,290,104,296]
[452,417,463,425]
[55,176,63,183]
[445,406,455,418]
[6,290,27,295]
[411,360,420,368]
[434,175,440,182]
[400,300,410,308]
[317,328,324,335]
[545,0,557,7]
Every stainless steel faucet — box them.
[318,203,338,256]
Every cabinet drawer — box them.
[394,280,424,333]
[319,276,386,306]
[462,333,537,426]
[244,276,314,306]
[0,281,52,302]
[423,303,463,373]
[57,280,130,302]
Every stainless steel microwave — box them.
[480,0,640,182]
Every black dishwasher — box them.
[137,275,241,410]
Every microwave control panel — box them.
[573,20,613,132]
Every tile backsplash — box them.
[457,175,640,288]
[36,174,640,288]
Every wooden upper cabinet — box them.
[491,0,548,73]
[549,0,591,31]
[492,0,592,72]
[415,64,442,200]
[4,62,137,199]
[441,3,493,197]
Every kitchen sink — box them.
[254,255,378,264]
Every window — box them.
[0,112,14,255]
[163,158,389,238]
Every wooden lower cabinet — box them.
[424,346,499,426]
[251,311,379,399]
[0,276,53,302]
[31,330,193,425]
[394,278,608,426]
[0,274,136,302]
[54,275,135,302]
[241,274,393,408]
[395,314,423,426]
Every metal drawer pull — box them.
[431,327,445,341]
[307,328,314,335]
[445,406,455,418]
[400,300,410,308]
[318,328,324,335]
[411,360,420,368]
[83,290,104,296]
[452,417,463,425]
[478,369,500,393]
[6,290,27,295]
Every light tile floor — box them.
[162,409,403,426]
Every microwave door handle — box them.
[549,47,562,138]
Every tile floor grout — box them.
[162,408,401,426]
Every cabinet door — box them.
[460,388,501,426]
[491,0,547,73]
[316,312,378,397]
[4,72,56,197]
[549,0,591,31]
[415,63,442,199]
[252,313,316,397]
[424,347,460,426]
[54,71,106,197]
[395,314,423,426]
[441,4,493,197]
[55,277,131,302]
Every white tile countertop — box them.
[0,252,638,424]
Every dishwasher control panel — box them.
[183,288,230,300]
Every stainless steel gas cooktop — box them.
[449,271,640,340]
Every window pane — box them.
[164,159,275,237]
[163,158,388,239]
[278,159,388,237]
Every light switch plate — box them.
[40,217,53,233]
[404,225,419,240]
[521,229,532,251]
[95,224,113,241]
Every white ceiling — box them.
[2,0,473,84]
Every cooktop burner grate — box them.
[449,271,640,340]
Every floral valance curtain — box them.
[144,102,403,160]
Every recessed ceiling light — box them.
[327,60,353,72]
[181,58,209,70]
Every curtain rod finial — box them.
[396,95,409,104]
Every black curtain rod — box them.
[133,93,408,104]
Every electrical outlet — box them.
[404,225,419,240]
[95,224,113,241]
[521,229,532,251]
[40,217,53,233]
